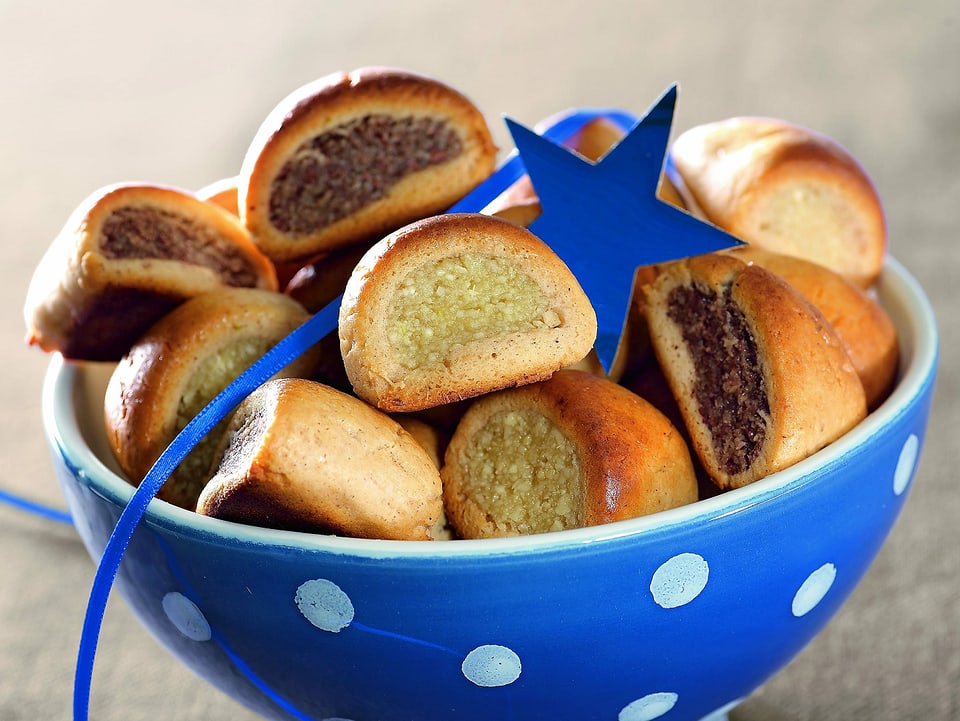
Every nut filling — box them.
[667,283,769,475]
[268,114,463,235]
[386,253,559,370]
[100,206,260,286]
[460,409,583,535]
[165,338,279,507]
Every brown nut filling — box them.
[268,114,463,235]
[666,283,769,475]
[100,206,261,286]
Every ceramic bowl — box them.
[42,257,937,721]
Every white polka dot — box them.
[893,434,919,496]
[461,645,522,687]
[619,692,678,721]
[162,591,211,641]
[650,553,709,609]
[295,579,354,632]
[792,563,837,617]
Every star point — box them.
[504,85,743,372]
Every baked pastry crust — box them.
[104,288,317,509]
[669,117,887,288]
[724,245,898,410]
[239,66,498,263]
[24,182,277,360]
[196,176,240,216]
[339,212,597,412]
[197,377,444,541]
[441,369,698,538]
[645,252,867,489]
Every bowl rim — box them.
[42,256,939,560]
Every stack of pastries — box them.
[23,67,897,540]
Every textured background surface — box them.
[1,2,957,719]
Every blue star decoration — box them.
[503,84,743,373]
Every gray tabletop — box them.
[1,2,957,720]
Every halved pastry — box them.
[338,212,597,412]
[644,252,867,490]
[239,66,498,263]
[104,288,317,510]
[197,377,444,541]
[668,116,887,288]
[441,369,698,538]
[24,183,277,360]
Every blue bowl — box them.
[42,257,937,721]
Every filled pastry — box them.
[104,288,317,509]
[197,377,444,541]
[644,252,867,489]
[239,66,498,263]
[441,369,698,537]
[24,183,277,360]
[668,116,887,288]
[338,212,597,412]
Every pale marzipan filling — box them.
[387,253,560,369]
[752,183,857,253]
[460,409,582,535]
[175,339,274,484]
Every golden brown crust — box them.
[723,245,898,409]
[339,212,597,412]
[645,252,867,489]
[24,183,277,360]
[196,378,443,541]
[103,288,317,509]
[196,176,240,216]
[441,369,698,538]
[239,67,498,263]
[670,117,886,288]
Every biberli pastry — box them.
[338,212,597,412]
[197,377,444,541]
[238,66,498,264]
[104,288,317,510]
[668,116,887,288]
[644,252,867,490]
[24,183,277,360]
[621,246,898,408]
[441,369,699,538]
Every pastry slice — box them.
[24,183,277,360]
[104,288,317,510]
[669,116,887,288]
[441,369,698,538]
[239,66,498,263]
[338,212,597,412]
[644,252,867,490]
[197,377,444,541]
